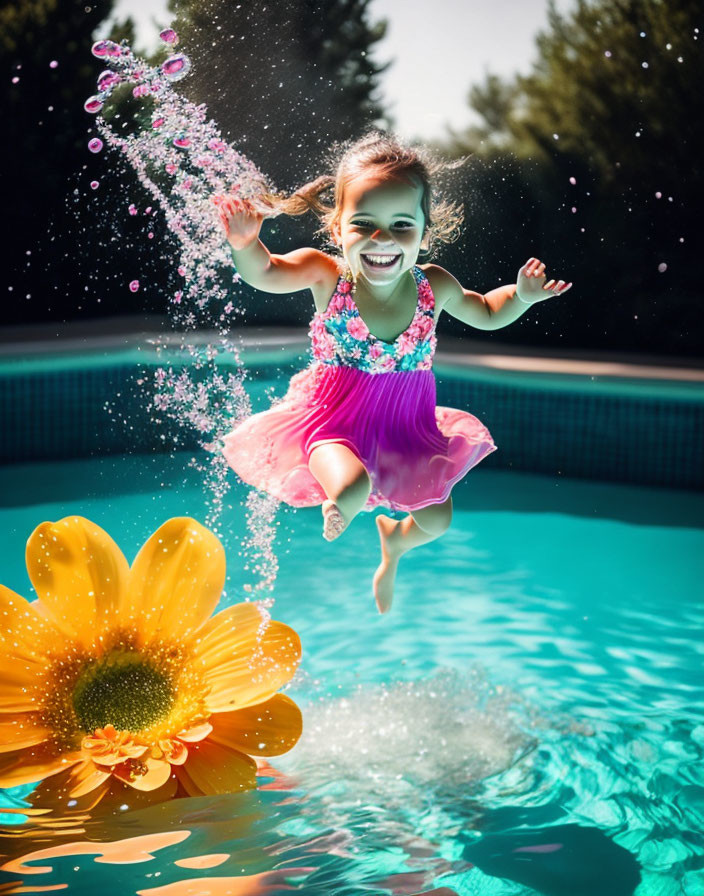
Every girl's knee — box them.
[414,495,453,535]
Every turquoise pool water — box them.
[0,447,702,895]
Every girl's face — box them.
[332,172,428,287]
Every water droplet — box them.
[655,191,662,199]
[129,280,140,292]
[641,61,649,69]
[90,180,99,189]
[569,176,576,185]
[84,95,103,114]
[604,50,612,58]
[49,60,58,69]
[162,54,191,82]
[97,70,121,92]
[91,40,110,57]
[657,263,667,273]
[11,76,19,84]
[159,28,179,45]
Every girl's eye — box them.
[353,221,412,229]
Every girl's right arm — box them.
[214,194,335,295]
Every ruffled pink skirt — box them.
[222,362,497,512]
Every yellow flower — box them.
[0,516,302,810]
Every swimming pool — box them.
[0,350,703,895]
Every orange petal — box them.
[28,764,112,812]
[177,740,256,795]
[177,722,212,743]
[199,616,302,713]
[209,694,302,757]
[25,516,129,648]
[113,757,173,792]
[0,745,83,788]
[67,759,111,798]
[0,713,52,752]
[0,584,54,663]
[125,518,225,644]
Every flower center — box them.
[72,650,175,734]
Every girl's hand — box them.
[212,192,273,250]
[516,257,573,304]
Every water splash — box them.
[84,33,284,596]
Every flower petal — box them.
[126,518,225,643]
[25,516,129,648]
[196,609,302,712]
[0,714,53,752]
[208,694,302,757]
[113,757,172,792]
[0,745,83,788]
[68,759,111,798]
[176,740,256,795]
[0,584,53,664]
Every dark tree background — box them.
[2,0,701,358]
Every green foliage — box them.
[165,0,392,190]
[435,0,702,355]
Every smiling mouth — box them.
[361,254,401,271]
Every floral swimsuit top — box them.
[308,265,437,373]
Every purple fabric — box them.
[222,362,497,512]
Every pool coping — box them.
[1,318,703,385]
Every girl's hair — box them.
[258,130,469,262]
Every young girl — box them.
[215,132,572,614]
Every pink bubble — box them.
[569,176,576,185]
[178,266,186,276]
[148,232,154,239]
[165,163,178,174]
[49,60,58,69]
[129,280,140,292]
[97,70,121,91]
[84,95,103,114]
[159,28,179,45]
[90,180,100,190]
[91,40,110,57]
[132,85,149,98]
[657,263,667,273]
[162,53,191,82]
[88,137,103,153]
[11,76,19,84]
[128,204,138,215]
[655,191,662,199]
[571,207,577,213]
[152,117,165,129]
[173,291,183,304]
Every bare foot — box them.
[373,514,402,613]
[321,499,348,542]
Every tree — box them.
[436,0,702,356]
[166,0,392,190]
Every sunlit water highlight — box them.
[1,454,702,894]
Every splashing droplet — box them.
[160,28,179,45]
[129,280,140,292]
[162,54,191,82]
[84,96,103,114]
[97,70,121,92]
[90,180,100,190]
[88,137,103,153]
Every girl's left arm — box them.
[437,258,573,331]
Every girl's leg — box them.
[373,495,453,614]
[308,442,372,541]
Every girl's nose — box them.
[371,228,392,242]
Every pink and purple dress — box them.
[222,265,497,512]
